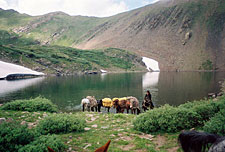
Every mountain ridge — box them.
[0,0,224,71]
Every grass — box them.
[0,110,181,152]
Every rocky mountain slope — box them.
[0,0,224,71]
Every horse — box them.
[97,98,112,113]
[142,99,154,112]
[81,98,90,112]
[126,96,141,114]
[178,130,225,152]
[86,96,98,112]
[48,139,111,152]
[81,96,98,112]
[112,98,131,114]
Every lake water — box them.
[0,72,224,111]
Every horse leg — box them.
[137,108,140,115]
[133,109,136,115]
[83,104,85,112]
[95,107,97,112]
[107,107,110,113]
[131,108,133,114]
[98,105,101,112]
[127,108,129,114]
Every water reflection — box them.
[0,72,224,111]
[142,72,159,88]
[0,77,45,97]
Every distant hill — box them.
[0,0,224,71]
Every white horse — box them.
[81,98,90,111]
[81,96,98,112]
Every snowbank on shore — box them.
[0,61,44,79]
[142,57,160,72]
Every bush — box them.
[37,114,86,134]
[179,97,225,125]
[203,110,225,136]
[0,121,66,152]
[18,135,66,152]
[0,97,58,112]
[0,121,36,152]
[133,105,200,133]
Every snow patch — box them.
[100,69,107,73]
[0,61,44,79]
[142,57,160,72]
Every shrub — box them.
[0,121,36,152]
[203,110,225,136]
[37,114,86,134]
[18,135,66,152]
[133,105,200,133]
[179,97,225,125]
[0,97,58,112]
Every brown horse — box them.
[126,96,141,114]
[112,99,131,113]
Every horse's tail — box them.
[178,131,220,152]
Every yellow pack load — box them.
[119,97,127,101]
[102,98,113,107]
[112,97,127,102]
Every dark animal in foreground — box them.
[178,130,225,152]
[47,140,111,152]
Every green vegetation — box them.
[0,121,36,152]
[0,30,144,74]
[203,110,225,136]
[134,96,225,133]
[0,110,180,152]
[133,105,200,133]
[178,97,225,124]
[37,114,86,134]
[0,97,58,112]
[0,95,224,151]
[18,135,66,152]
[200,60,213,70]
[0,121,65,152]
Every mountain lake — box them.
[0,72,224,112]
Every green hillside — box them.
[0,30,145,74]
